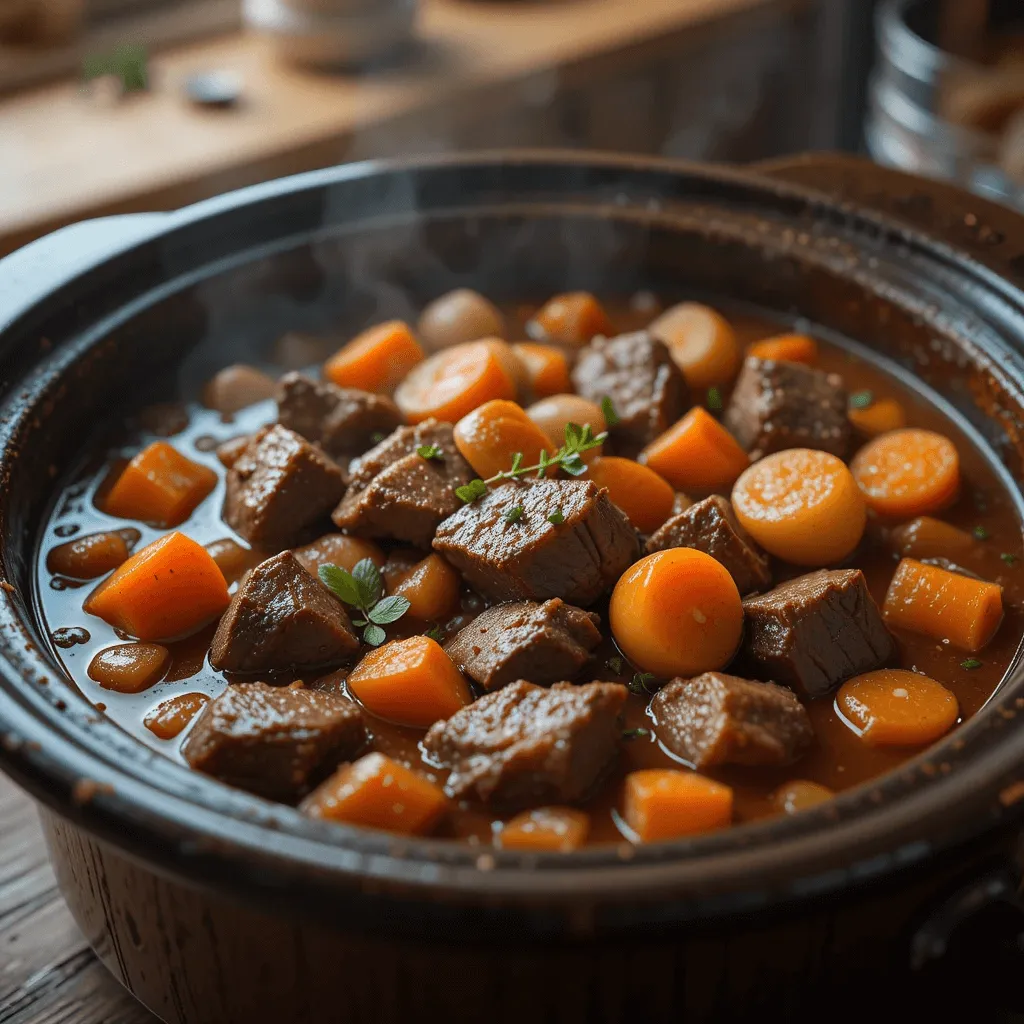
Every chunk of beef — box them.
[182,681,366,802]
[210,551,359,673]
[571,331,690,456]
[742,569,895,697]
[276,372,403,460]
[422,680,627,807]
[223,424,346,546]
[650,672,813,768]
[332,420,473,548]
[433,479,639,606]
[724,357,850,461]
[445,599,601,691]
[646,495,771,595]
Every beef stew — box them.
[36,297,1024,848]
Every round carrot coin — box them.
[837,669,959,747]
[454,399,554,480]
[649,302,740,390]
[847,396,906,437]
[850,428,960,519]
[732,448,866,566]
[609,548,743,679]
[585,456,675,534]
[747,333,818,365]
[772,780,834,815]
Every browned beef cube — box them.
[724,357,850,461]
[422,680,627,807]
[445,599,601,691]
[182,681,366,802]
[650,672,813,768]
[276,372,403,460]
[223,424,346,546]
[742,569,895,697]
[332,420,473,548]
[571,331,690,456]
[210,551,359,673]
[646,495,771,595]
[433,479,639,606]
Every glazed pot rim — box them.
[3,150,1024,921]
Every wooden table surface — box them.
[0,775,154,1023]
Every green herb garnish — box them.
[547,509,565,526]
[455,422,607,503]
[424,625,444,643]
[973,525,990,541]
[417,444,443,461]
[627,672,656,696]
[601,396,620,427]
[606,655,624,675]
[1002,553,1018,565]
[318,559,410,647]
[370,431,386,445]
[623,727,651,740]
[848,390,874,410]
[961,658,983,670]
[504,505,524,524]
[706,386,723,411]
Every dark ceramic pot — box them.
[3,152,1024,1023]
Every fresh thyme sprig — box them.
[318,558,410,647]
[455,422,607,503]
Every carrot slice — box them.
[347,635,472,728]
[529,292,612,347]
[747,333,819,365]
[850,429,960,519]
[837,669,959,747]
[641,407,750,494]
[585,456,675,534]
[732,448,866,565]
[848,397,906,437]
[87,643,170,693]
[102,442,217,527]
[393,339,517,424]
[301,752,448,835]
[888,516,976,561]
[526,394,606,465]
[499,807,590,851]
[623,769,733,842]
[84,531,230,642]
[649,302,741,389]
[145,692,211,740]
[453,399,555,480]
[47,530,133,579]
[391,554,462,622]
[609,548,743,678]
[882,557,1003,652]
[772,780,834,815]
[324,320,424,394]
[512,342,571,399]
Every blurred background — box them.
[0,0,1021,256]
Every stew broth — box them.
[35,303,1024,846]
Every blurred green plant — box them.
[82,43,149,93]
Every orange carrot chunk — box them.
[84,531,230,642]
[641,407,750,494]
[324,320,424,394]
[453,399,555,480]
[499,807,590,851]
[347,635,472,728]
[732,448,866,566]
[47,531,133,579]
[529,292,612,347]
[526,394,607,465]
[609,549,743,678]
[888,516,976,561]
[850,428,960,519]
[772,780,834,815]
[747,333,819,365]
[292,534,386,577]
[144,692,211,740]
[391,554,462,622]
[512,342,571,399]
[649,302,741,389]
[623,769,733,842]
[585,456,675,534]
[394,339,517,424]
[848,396,906,437]
[87,643,170,693]
[301,752,449,835]
[102,442,217,528]
[882,557,1003,652]
[837,669,959,747]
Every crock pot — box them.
[3,152,1024,1022]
